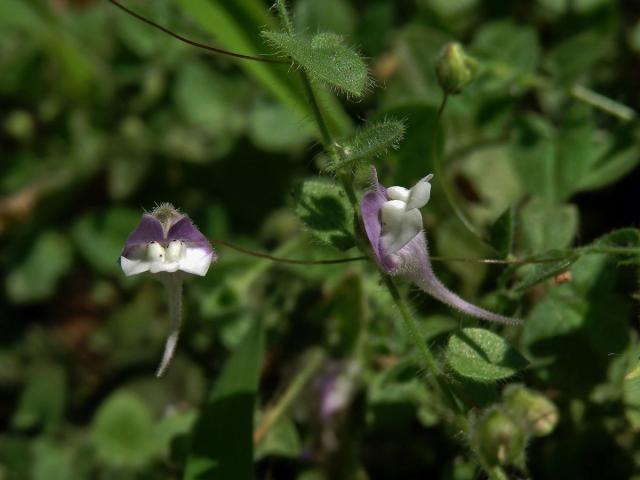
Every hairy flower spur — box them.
[361,168,521,325]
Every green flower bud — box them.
[436,42,478,95]
[473,408,526,466]
[503,385,558,437]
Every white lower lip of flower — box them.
[380,200,423,254]
[120,243,213,277]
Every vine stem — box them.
[107,0,286,64]
[432,93,485,241]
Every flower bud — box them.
[436,42,478,95]
[473,408,525,466]
[503,385,558,437]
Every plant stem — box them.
[570,85,636,122]
[432,93,485,241]
[157,274,184,377]
[253,349,324,444]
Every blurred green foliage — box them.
[1,0,640,479]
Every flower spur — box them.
[361,168,521,326]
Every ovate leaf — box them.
[446,328,528,382]
[293,179,355,251]
[92,391,157,469]
[262,31,369,97]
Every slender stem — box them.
[432,93,485,241]
[570,85,636,122]
[383,276,464,418]
[253,349,324,444]
[107,0,286,64]
[212,238,366,265]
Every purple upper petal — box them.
[360,168,398,273]
[167,216,212,251]
[122,214,165,258]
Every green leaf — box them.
[184,319,265,480]
[72,207,140,275]
[511,250,579,293]
[328,119,406,171]
[254,415,301,460]
[293,0,357,35]
[293,179,355,251]
[177,0,351,136]
[12,365,66,432]
[577,144,640,192]
[446,328,528,382]
[262,31,369,97]
[248,99,315,152]
[32,440,76,480]
[519,198,578,253]
[92,391,157,469]
[5,232,73,304]
[544,32,612,86]
[488,207,515,258]
[473,21,540,92]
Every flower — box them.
[120,204,215,277]
[361,168,520,325]
[119,203,217,376]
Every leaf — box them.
[328,119,406,171]
[92,391,157,469]
[519,198,578,253]
[184,319,265,480]
[544,32,612,86]
[248,99,315,152]
[32,440,76,480]
[293,179,356,251]
[262,31,369,97]
[511,250,579,293]
[472,21,540,92]
[177,0,351,136]
[12,365,66,432]
[293,0,357,36]
[577,144,640,192]
[72,207,140,275]
[488,207,515,258]
[5,232,73,304]
[254,415,301,460]
[522,252,632,394]
[446,328,528,382]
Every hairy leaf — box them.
[446,328,528,382]
[262,31,369,97]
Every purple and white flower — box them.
[120,203,217,376]
[361,168,520,325]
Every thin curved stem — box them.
[212,238,366,265]
[432,94,485,241]
[107,0,287,64]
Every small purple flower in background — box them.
[120,203,216,376]
[361,168,521,325]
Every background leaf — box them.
[184,319,265,480]
[446,328,528,382]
